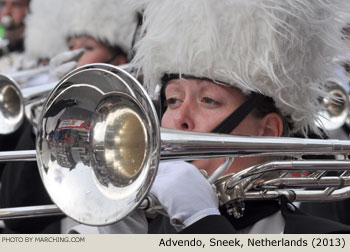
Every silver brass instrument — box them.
[0,66,51,134]
[1,64,350,225]
[322,57,350,131]
[0,64,131,134]
[0,74,56,134]
[7,66,50,84]
[318,78,350,131]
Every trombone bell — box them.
[318,79,350,131]
[0,75,24,134]
[36,64,160,226]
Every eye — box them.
[202,97,219,105]
[84,45,94,51]
[13,2,25,8]
[165,97,180,107]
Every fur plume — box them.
[24,0,68,60]
[61,0,138,54]
[132,0,350,136]
[339,12,350,27]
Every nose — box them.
[173,100,195,131]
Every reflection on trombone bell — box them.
[1,64,350,225]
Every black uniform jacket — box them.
[300,195,350,226]
[0,120,62,234]
[149,197,350,234]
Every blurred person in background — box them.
[17,0,68,87]
[48,0,138,82]
[0,0,30,73]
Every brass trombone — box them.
[1,64,350,225]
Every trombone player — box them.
[78,0,350,233]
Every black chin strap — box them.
[211,92,266,134]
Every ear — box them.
[257,113,283,137]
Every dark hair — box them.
[105,45,127,63]
[251,96,293,136]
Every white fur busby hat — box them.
[132,0,350,136]
[61,0,138,55]
[24,0,68,60]
[340,12,350,27]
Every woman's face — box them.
[68,35,126,66]
[161,78,282,175]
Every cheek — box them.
[196,112,227,131]
[77,52,101,66]
[77,54,90,66]
[161,106,239,132]
[231,114,261,136]
[77,49,110,66]
[94,48,112,62]
[161,110,174,128]
[13,9,26,23]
